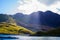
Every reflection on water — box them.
[0,34,60,40]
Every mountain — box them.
[39,11,60,27]
[0,14,11,22]
[0,10,60,35]
[29,12,40,24]
[29,11,60,28]
[12,13,40,31]
[12,13,34,31]
[0,14,34,35]
[12,13,25,21]
[12,11,60,32]
[0,14,16,24]
[12,13,30,24]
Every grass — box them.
[0,22,35,35]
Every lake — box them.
[0,34,60,40]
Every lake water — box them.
[0,34,60,40]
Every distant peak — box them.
[15,13,23,15]
[45,11,54,13]
[37,11,44,13]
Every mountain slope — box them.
[12,11,60,32]
[0,14,34,35]
[39,11,60,27]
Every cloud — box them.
[17,0,60,15]
[38,0,60,5]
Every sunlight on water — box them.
[0,35,60,40]
[17,36,60,40]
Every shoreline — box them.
[0,37,18,39]
[0,33,20,35]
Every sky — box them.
[0,0,60,15]
[0,0,18,15]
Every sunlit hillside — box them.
[0,22,35,35]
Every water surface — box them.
[0,34,60,40]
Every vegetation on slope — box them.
[0,22,35,35]
[31,28,60,36]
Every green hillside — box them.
[0,22,35,35]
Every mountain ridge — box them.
[11,11,60,32]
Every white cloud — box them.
[38,0,60,5]
[17,0,60,15]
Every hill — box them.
[0,22,34,35]
[0,14,34,35]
